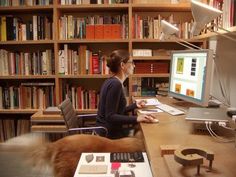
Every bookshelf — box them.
[0,0,211,141]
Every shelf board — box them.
[0,5,53,12]
[131,73,170,78]
[131,39,203,43]
[0,40,54,45]
[58,74,110,79]
[31,125,67,133]
[57,39,129,43]
[132,56,170,60]
[131,3,191,12]
[0,109,39,114]
[57,4,129,12]
[0,75,56,79]
[192,26,236,40]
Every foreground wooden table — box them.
[140,96,236,177]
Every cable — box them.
[219,125,235,131]
[205,121,234,143]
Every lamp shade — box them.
[160,20,179,40]
[191,0,222,36]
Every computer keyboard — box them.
[156,104,185,116]
[110,152,144,163]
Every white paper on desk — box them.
[136,98,160,106]
[138,109,163,114]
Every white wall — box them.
[210,36,236,107]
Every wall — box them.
[210,36,236,108]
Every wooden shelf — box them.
[131,3,191,12]
[132,56,170,60]
[0,2,204,137]
[0,75,56,79]
[31,111,63,122]
[131,39,203,43]
[31,125,67,133]
[0,109,39,114]
[131,74,170,78]
[58,74,110,79]
[57,39,129,43]
[0,40,54,45]
[192,26,236,40]
[0,5,54,12]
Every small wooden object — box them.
[174,147,214,175]
[160,145,180,157]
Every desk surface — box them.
[140,96,236,177]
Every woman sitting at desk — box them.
[96,49,156,139]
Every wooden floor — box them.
[0,133,54,177]
[0,149,53,177]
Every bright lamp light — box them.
[160,20,179,40]
[191,0,222,36]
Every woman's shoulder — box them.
[104,77,122,88]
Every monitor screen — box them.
[169,49,213,106]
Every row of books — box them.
[0,119,30,142]
[62,85,99,110]
[0,0,52,6]
[0,49,55,76]
[0,85,55,109]
[132,49,171,57]
[134,61,169,74]
[132,78,169,97]
[132,14,194,40]
[0,15,53,42]
[59,15,128,40]
[61,0,128,5]
[133,0,193,3]
[59,44,109,75]
[209,0,236,28]
[156,82,169,96]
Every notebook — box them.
[185,107,229,122]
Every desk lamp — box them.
[160,19,202,50]
[191,0,236,42]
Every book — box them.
[43,107,61,115]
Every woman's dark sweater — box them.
[96,77,137,138]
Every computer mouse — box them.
[152,119,159,123]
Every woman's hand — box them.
[136,100,147,108]
[137,114,158,123]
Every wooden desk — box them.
[31,111,67,133]
[30,110,97,133]
[140,96,236,177]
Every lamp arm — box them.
[171,36,202,50]
[216,26,236,37]
[174,40,196,49]
[206,25,236,42]
[210,30,236,42]
[178,38,203,50]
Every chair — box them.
[58,98,107,136]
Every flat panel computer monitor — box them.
[169,49,213,107]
